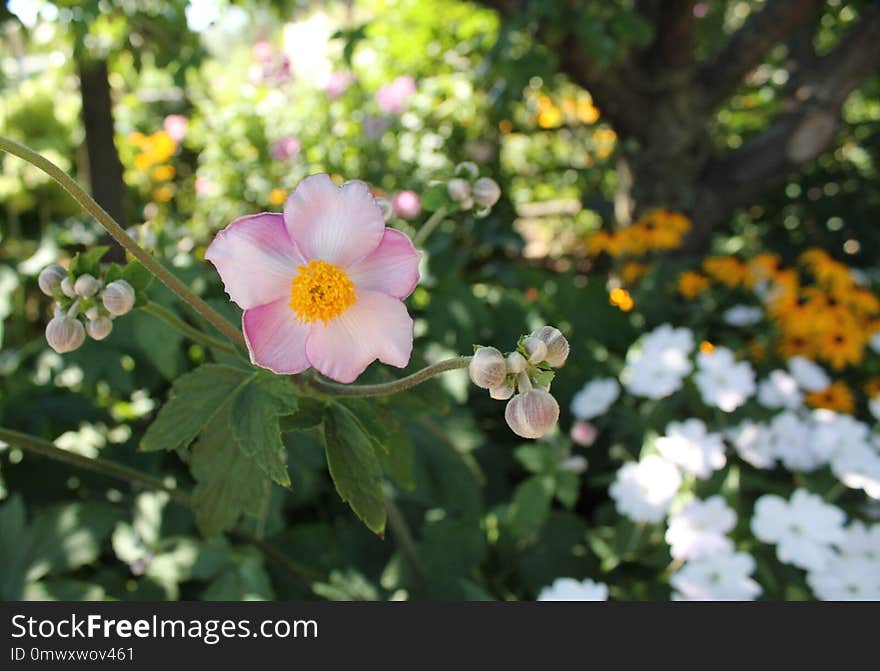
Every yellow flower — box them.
[609,288,634,312]
[699,340,715,354]
[702,256,753,288]
[152,185,174,203]
[805,381,855,414]
[747,339,766,362]
[268,188,286,206]
[537,106,563,129]
[151,164,176,181]
[592,128,617,159]
[864,378,880,399]
[816,324,864,370]
[585,230,613,256]
[631,209,690,251]
[777,331,814,359]
[621,262,649,285]
[577,98,600,124]
[677,271,710,300]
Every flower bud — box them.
[570,421,598,447]
[504,389,560,439]
[447,178,471,204]
[506,351,527,374]
[469,347,507,390]
[86,316,113,341]
[102,280,135,316]
[522,335,548,364]
[531,326,569,368]
[489,381,515,400]
[454,161,479,179]
[472,177,501,208]
[38,265,67,296]
[85,306,101,321]
[60,277,76,298]
[46,315,86,353]
[560,455,589,474]
[74,273,100,298]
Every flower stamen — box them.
[289,259,357,324]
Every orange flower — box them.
[609,288,634,312]
[677,271,710,300]
[621,262,649,284]
[268,188,286,206]
[702,256,752,288]
[805,381,855,414]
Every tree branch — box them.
[704,2,880,213]
[636,0,696,75]
[698,0,825,110]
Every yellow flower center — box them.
[289,259,357,324]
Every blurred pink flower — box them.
[252,40,273,62]
[205,174,421,382]
[376,75,416,114]
[194,176,212,197]
[326,71,354,98]
[270,136,301,161]
[570,421,598,447]
[392,190,421,220]
[163,115,188,143]
[693,3,709,17]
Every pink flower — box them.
[206,174,420,383]
[252,40,273,62]
[570,421,598,447]
[163,115,188,143]
[269,136,301,161]
[376,75,416,114]
[392,191,421,220]
[194,176,212,197]
[326,71,354,98]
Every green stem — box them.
[0,427,315,582]
[142,301,241,357]
[412,206,447,247]
[306,356,472,397]
[384,493,426,583]
[0,427,189,506]
[0,136,246,350]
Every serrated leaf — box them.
[132,309,183,379]
[339,398,390,454]
[190,406,271,537]
[323,404,386,535]
[280,397,327,432]
[380,417,415,490]
[104,262,124,283]
[232,372,297,487]
[69,246,109,277]
[141,364,255,452]
[122,259,154,292]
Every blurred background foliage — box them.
[0,0,878,601]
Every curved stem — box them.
[0,427,189,506]
[141,301,241,357]
[412,206,447,247]
[306,356,472,397]
[0,136,246,350]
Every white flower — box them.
[671,552,761,601]
[621,325,693,400]
[723,304,763,327]
[770,412,823,472]
[811,410,871,464]
[835,521,880,561]
[751,489,846,571]
[537,577,608,601]
[570,378,620,420]
[807,557,880,600]
[726,421,776,469]
[787,356,830,392]
[609,455,682,524]
[757,370,802,410]
[665,496,736,561]
[869,396,880,422]
[829,440,880,500]
[694,347,755,412]
[655,419,726,479]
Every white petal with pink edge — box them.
[243,298,312,375]
[284,175,385,266]
[347,228,421,299]
[305,290,414,383]
[205,213,303,309]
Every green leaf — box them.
[190,406,271,537]
[200,550,274,601]
[141,364,254,452]
[339,398,390,454]
[280,397,327,432]
[323,404,387,535]
[380,418,415,490]
[131,309,184,379]
[421,182,451,212]
[506,476,554,540]
[69,246,109,277]
[0,496,29,600]
[554,471,580,509]
[232,372,297,487]
[104,262,124,283]
[122,259,154,292]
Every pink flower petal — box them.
[243,298,312,375]
[284,175,385,266]
[205,213,302,309]
[305,290,414,383]
[347,228,421,299]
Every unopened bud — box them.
[472,177,501,208]
[374,197,394,222]
[85,306,101,321]
[489,381,515,400]
[74,273,100,298]
[469,347,507,389]
[522,336,548,364]
[506,351,527,374]
[46,315,86,353]
[504,389,560,439]
[560,455,589,474]
[102,280,135,316]
[447,178,471,204]
[38,265,67,296]
[60,277,76,298]
[454,161,479,179]
[570,421,598,447]
[531,326,569,368]
[86,316,113,341]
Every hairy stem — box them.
[412,206,447,247]
[0,136,246,350]
[306,356,472,397]
[142,301,241,357]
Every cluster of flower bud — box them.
[447,162,501,213]
[38,264,136,354]
[469,326,570,439]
